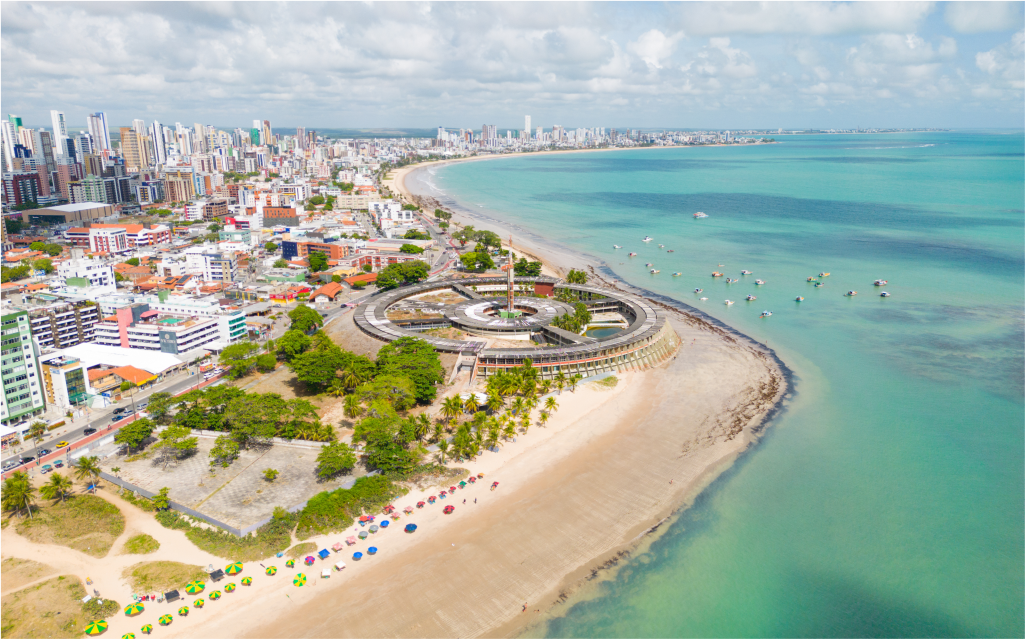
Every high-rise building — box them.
[524,115,531,137]
[86,112,111,154]
[296,127,306,150]
[75,132,94,162]
[1,310,47,427]
[33,130,56,176]
[1,120,16,170]
[149,120,167,165]
[119,126,147,172]
[251,120,262,146]
[262,120,272,146]
[50,110,69,156]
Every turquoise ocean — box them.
[408,131,1024,638]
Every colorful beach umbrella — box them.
[84,620,108,635]
[122,634,135,639]
[209,590,221,600]
[241,577,253,585]
[184,580,205,594]
[265,566,277,576]
[225,582,236,592]
[158,615,173,626]
[140,624,153,634]
[193,599,204,608]
[225,562,243,575]
[458,481,467,487]
[285,559,295,568]
[124,602,144,616]
[178,607,189,616]
[293,573,307,587]
[304,556,315,566]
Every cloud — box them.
[975,29,1025,90]
[628,29,683,69]
[674,2,934,36]
[945,2,1024,34]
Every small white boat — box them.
[613,245,622,249]
[650,269,660,274]
[725,300,734,305]
[814,282,825,288]
[819,272,831,277]
[727,278,738,283]
[874,279,888,286]
[741,270,753,275]
[755,279,765,285]
[672,272,681,277]
[760,311,773,318]
[807,276,818,282]
[695,288,703,293]
[642,236,653,242]
[658,244,664,248]
[645,262,653,267]
[795,296,804,302]
[694,212,708,218]
[699,297,708,301]
[746,295,757,301]
[880,291,891,297]
[845,290,858,297]
[628,252,637,257]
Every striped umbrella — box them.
[184,580,205,594]
[122,634,136,639]
[265,566,277,576]
[293,573,307,587]
[178,606,189,616]
[193,599,205,608]
[224,582,236,592]
[140,624,153,634]
[209,590,221,600]
[124,602,145,616]
[84,620,107,635]
[241,577,253,585]
[158,615,173,626]
[285,559,295,568]
[225,562,243,575]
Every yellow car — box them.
[56,441,69,448]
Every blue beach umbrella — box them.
[404,523,417,533]
[380,520,390,528]
[367,546,378,555]
[352,552,363,560]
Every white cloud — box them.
[674,2,934,36]
[975,29,1025,89]
[945,2,1024,34]
[627,29,683,69]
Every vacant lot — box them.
[1,558,57,595]
[120,533,160,554]
[0,575,118,638]
[122,561,207,593]
[15,494,125,558]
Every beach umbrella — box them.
[367,546,378,555]
[158,615,173,626]
[266,566,277,576]
[405,523,417,533]
[304,556,315,566]
[178,606,189,616]
[332,542,344,552]
[124,602,145,616]
[224,583,236,593]
[380,520,390,528]
[184,580,205,594]
[477,472,485,478]
[369,524,379,533]
[346,536,357,545]
[404,506,414,514]
[426,496,435,504]
[285,559,295,568]
[358,515,368,523]
[122,634,135,639]
[352,552,363,560]
[358,530,368,539]
[84,620,108,635]
[225,562,243,575]
[209,590,221,600]
[444,505,455,514]
[468,476,476,483]
[293,573,307,587]
[193,599,204,608]
[140,625,153,635]
[458,481,467,487]
[449,486,457,492]
[383,504,395,513]
[241,577,252,586]
[416,501,425,508]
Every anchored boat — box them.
[694,212,708,218]
[746,295,757,301]
[795,296,804,302]
[760,311,773,318]
[874,279,888,286]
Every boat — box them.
[628,252,637,257]
[613,245,622,249]
[795,296,804,302]
[755,279,765,285]
[642,236,653,242]
[845,290,858,296]
[724,300,734,305]
[667,249,675,253]
[694,212,708,218]
[741,270,753,275]
[807,277,818,282]
[645,262,653,267]
[874,279,888,286]
[650,269,660,274]
[819,272,830,277]
[727,278,738,283]
[880,291,891,297]
[712,272,723,277]
[672,272,681,277]
[760,311,773,318]
[814,282,825,288]
[694,288,703,293]
[699,297,708,301]
[746,295,757,301]
[658,244,664,248]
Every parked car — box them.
[111,415,122,423]
[83,428,96,436]
[2,461,17,471]
[38,448,52,456]
[113,407,126,414]
[20,456,34,463]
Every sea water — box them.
[408,131,1024,638]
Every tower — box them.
[507,234,515,311]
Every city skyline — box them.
[2,2,1023,130]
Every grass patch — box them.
[155,510,293,562]
[286,542,317,559]
[118,490,156,512]
[0,575,118,638]
[121,533,160,554]
[122,561,207,593]
[591,375,619,390]
[15,494,125,558]
[125,451,150,463]
[295,475,404,540]
[1,557,58,595]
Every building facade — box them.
[1,311,46,426]
[28,302,100,350]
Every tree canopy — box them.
[288,305,323,333]
[402,229,430,240]
[399,244,424,254]
[375,261,428,290]
[308,252,328,272]
[460,251,494,272]
[514,258,542,277]
[316,442,357,480]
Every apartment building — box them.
[93,302,246,354]
[1,310,46,427]
[88,226,130,254]
[184,246,238,282]
[55,259,116,292]
[28,301,100,349]
[40,355,88,410]
[280,239,349,262]
[66,224,171,249]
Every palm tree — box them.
[40,473,73,504]
[437,439,450,464]
[539,380,552,395]
[511,397,526,416]
[545,396,559,413]
[538,411,550,428]
[570,373,583,392]
[28,421,47,461]
[440,396,463,424]
[328,379,347,397]
[341,369,362,391]
[502,422,516,441]
[414,414,431,442]
[343,395,362,420]
[555,372,566,394]
[74,456,102,492]
[2,472,36,518]
[486,392,504,414]
[463,394,479,415]
[432,421,445,442]
[519,414,530,434]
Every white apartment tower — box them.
[524,116,531,138]
[50,110,68,156]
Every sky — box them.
[2,1,1023,131]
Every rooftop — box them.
[43,202,111,212]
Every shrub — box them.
[294,475,404,540]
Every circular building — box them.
[354,276,680,380]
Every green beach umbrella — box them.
[241,577,253,585]
[84,620,108,635]
[285,559,295,568]
[140,624,154,634]
[158,615,173,626]
[209,590,221,600]
[225,582,236,592]
[178,606,189,616]
[293,573,307,587]
[122,634,136,639]
[225,562,243,575]
[184,580,205,594]
[265,566,277,576]
[124,602,144,616]
[193,598,204,608]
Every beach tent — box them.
[164,590,180,603]
[367,546,378,555]
[332,542,344,552]
[321,568,331,578]
[210,569,225,582]
[345,536,357,545]
[334,561,346,571]
[318,549,330,559]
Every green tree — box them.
[265,242,278,252]
[288,304,323,333]
[29,241,45,251]
[276,329,311,361]
[514,258,542,277]
[1,264,32,283]
[460,251,494,272]
[2,472,36,518]
[440,396,462,424]
[114,418,155,453]
[273,258,288,268]
[28,421,47,461]
[343,394,362,420]
[436,438,449,464]
[566,268,588,284]
[154,426,198,469]
[125,257,141,266]
[316,441,357,480]
[308,252,328,272]
[32,258,54,274]
[332,274,342,283]
[474,230,502,249]
[146,392,174,424]
[40,473,74,504]
[43,243,63,257]
[255,353,276,372]
[376,337,445,404]
[361,264,373,273]
[208,435,240,467]
[375,261,429,290]
[402,229,430,240]
[152,487,171,510]
[263,468,280,482]
[545,396,559,413]
[569,373,583,391]
[399,244,424,254]
[74,456,102,490]
[224,393,286,448]
[219,341,259,378]
[309,195,325,205]
[357,375,417,411]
